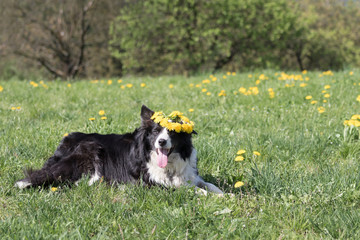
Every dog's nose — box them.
[158,139,167,147]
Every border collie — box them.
[15,105,223,194]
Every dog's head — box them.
[140,105,195,168]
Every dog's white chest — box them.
[147,149,200,187]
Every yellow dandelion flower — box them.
[166,122,176,131]
[89,117,95,121]
[350,71,354,76]
[317,107,325,113]
[181,116,190,123]
[98,110,105,116]
[212,77,217,82]
[324,94,330,98]
[121,85,125,89]
[51,187,58,192]
[356,95,360,102]
[169,84,174,89]
[101,116,107,120]
[154,116,163,124]
[223,75,227,79]
[206,92,211,96]
[181,123,193,134]
[202,88,207,93]
[232,72,236,76]
[107,80,113,85]
[63,133,69,137]
[195,84,201,88]
[188,108,194,112]
[169,111,183,118]
[202,79,211,84]
[305,96,312,100]
[189,83,194,87]
[67,83,71,88]
[0,85,4,92]
[253,151,261,156]
[218,90,226,97]
[235,156,244,161]
[239,87,246,93]
[140,83,146,87]
[324,85,331,89]
[322,70,333,76]
[346,119,360,127]
[259,74,267,80]
[126,83,133,88]
[351,114,360,120]
[354,121,360,127]
[300,83,307,87]
[237,150,246,155]
[302,70,307,74]
[234,181,244,188]
[151,111,163,119]
[305,77,310,81]
[160,118,168,127]
[323,100,327,103]
[311,100,318,105]
[41,83,49,89]
[227,72,231,75]
[11,107,16,110]
[117,79,122,83]
[255,80,261,85]
[251,87,259,95]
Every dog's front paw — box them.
[195,187,208,196]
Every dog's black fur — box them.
[16,106,189,186]
[15,105,223,194]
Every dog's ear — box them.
[141,105,154,122]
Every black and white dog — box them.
[15,105,223,194]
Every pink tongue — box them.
[157,149,169,168]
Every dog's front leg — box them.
[195,179,223,195]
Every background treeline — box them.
[0,0,360,79]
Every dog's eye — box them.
[153,129,160,134]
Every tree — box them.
[286,0,360,70]
[7,0,95,78]
[2,0,125,79]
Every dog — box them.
[14,105,223,195]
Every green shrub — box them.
[109,0,300,75]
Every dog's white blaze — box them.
[14,180,32,189]
[155,128,172,149]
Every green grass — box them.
[1,70,360,239]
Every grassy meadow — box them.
[1,70,360,239]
